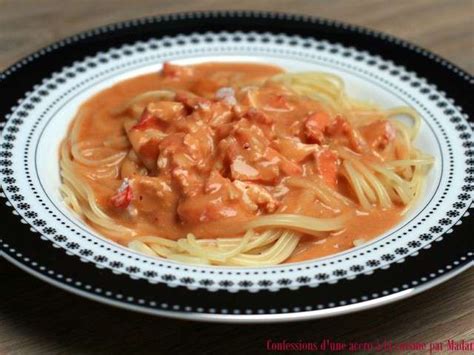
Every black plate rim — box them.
[2,250,471,323]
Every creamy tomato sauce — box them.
[68,62,403,262]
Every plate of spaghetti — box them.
[0,11,472,322]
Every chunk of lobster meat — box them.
[327,116,351,137]
[132,102,186,131]
[131,107,159,131]
[175,91,212,111]
[208,111,234,128]
[120,150,148,178]
[327,116,366,152]
[243,107,272,125]
[182,129,215,168]
[359,119,396,150]
[255,87,293,111]
[204,170,240,198]
[147,101,186,122]
[133,176,173,198]
[156,133,186,171]
[177,194,246,224]
[314,148,339,188]
[171,166,204,197]
[110,179,133,208]
[233,180,280,213]
[137,137,162,169]
[230,155,281,184]
[218,137,300,183]
[215,120,288,183]
[161,62,194,79]
[268,94,292,110]
[157,132,212,195]
[203,101,234,127]
[177,172,249,224]
[219,139,279,183]
[214,122,235,141]
[263,147,303,176]
[230,106,274,141]
[274,137,318,163]
[304,111,330,143]
[124,118,167,171]
[289,120,303,137]
[211,135,237,174]
[230,156,260,180]
[131,176,176,213]
[159,132,212,171]
[233,118,271,158]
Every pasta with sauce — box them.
[59,62,433,266]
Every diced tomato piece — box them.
[315,149,339,187]
[359,120,396,150]
[110,181,133,208]
[162,62,193,79]
[132,108,158,131]
[304,112,330,143]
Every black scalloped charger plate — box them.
[0,11,472,322]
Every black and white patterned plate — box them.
[0,11,472,322]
